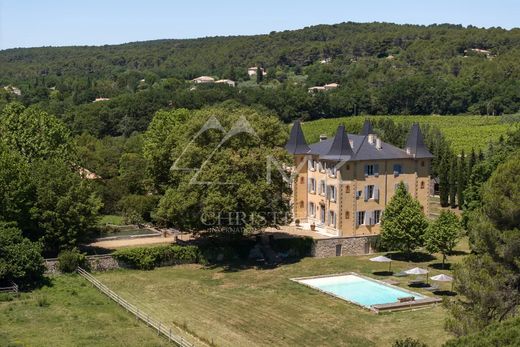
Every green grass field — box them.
[0,275,169,347]
[94,243,469,347]
[301,115,510,153]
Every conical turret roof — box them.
[285,120,310,154]
[405,123,434,158]
[321,124,354,161]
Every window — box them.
[393,164,402,176]
[329,210,336,227]
[309,202,316,217]
[345,185,350,193]
[300,177,304,184]
[364,164,379,177]
[318,180,326,195]
[356,211,365,226]
[318,161,325,172]
[299,201,304,208]
[365,185,374,200]
[356,190,362,199]
[308,159,315,171]
[327,185,337,202]
[421,161,425,167]
[346,164,350,170]
[329,165,337,178]
[308,178,316,193]
[374,210,381,224]
[345,211,350,219]
[420,181,425,189]
[364,185,379,201]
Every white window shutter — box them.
[374,186,380,201]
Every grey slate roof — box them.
[298,123,432,161]
[405,123,434,158]
[285,120,311,155]
[360,119,374,135]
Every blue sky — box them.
[1,0,518,49]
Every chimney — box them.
[349,139,354,148]
[368,134,375,144]
[319,134,327,142]
[376,138,382,150]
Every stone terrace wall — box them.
[312,235,379,258]
[44,255,121,274]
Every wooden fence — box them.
[0,281,18,295]
[77,267,195,347]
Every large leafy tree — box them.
[0,103,75,162]
[380,182,429,256]
[424,210,460,268]
[146,104,291,233]
[0,222,44,288]
[446,152,520,336]
[29,160,102,255]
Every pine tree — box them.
[449,155,457,208]
[380,182,429,257]
[457,150,466,210]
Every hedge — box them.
[112,245,201,270]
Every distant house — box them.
[308,86,326,93]
[308,83,339,93]
[464,48,493,59]
[78,167,101,180]
[247,67,266,77]
[215,79,236,87]
[3,85,22,96]
[324,83,339,90]
[192,76,215,84]
[93,97,110,102]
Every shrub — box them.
[392,338,427,347]
[271,237,313,257]
[112,245,201,270]
[35,295,50,307]
[57,248,87,273]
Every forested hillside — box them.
[1,22,519,137]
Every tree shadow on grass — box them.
[429,262,453,270]
[372,271,394,276]
[386,251,436,263]
[433,290,457,296]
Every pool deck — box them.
[291,272,442,314]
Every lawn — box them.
[0,275,169,347]
[301,115,510,153]
[95,245,468,347]
[98,214,125,226]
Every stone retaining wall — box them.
[44,255,121,274]
[311,235,379,258]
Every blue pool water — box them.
[298,274,424,307]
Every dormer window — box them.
[308,159,315,171]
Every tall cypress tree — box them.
[449,155,457,208]
[439,150,450,207]
[468,147,476,180]
[457,150,466,210]
[256,67,263,84]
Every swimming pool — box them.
[295,273,429,310]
